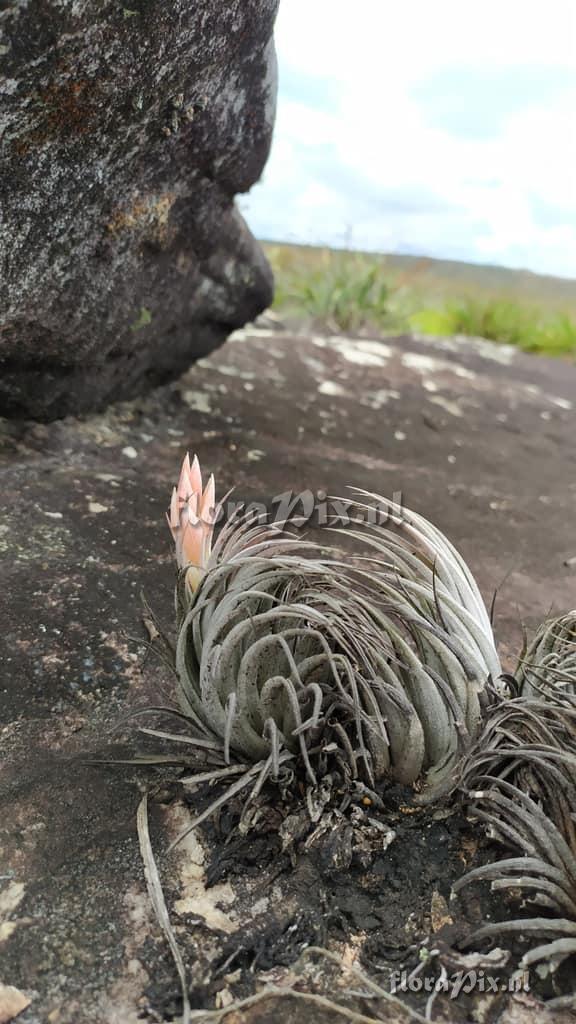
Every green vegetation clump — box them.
[411,299,576,355]
[264,242,576,358]
[268,245,395,334]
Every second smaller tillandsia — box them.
[148,452,503,844]
[455,611,576,999]
[514,612,576,698]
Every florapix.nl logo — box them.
[208,488,406,531]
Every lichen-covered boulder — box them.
[0,0,278,420]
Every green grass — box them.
[411,300,576,355]
[263,242,576,358]
[269,246,396,334]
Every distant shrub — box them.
[529,312,576,356]
[267,246,396,334]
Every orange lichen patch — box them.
[41,79,97,137]
[106,192,177,247]
[14,77,101,155]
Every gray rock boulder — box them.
[0,0,278,419]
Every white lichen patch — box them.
[351,339,394,358]
[197,360,255,381]
[402,352,442,374]
[412,332,517,365]
[318,380,346,397]
[302,355,327,376]
[0,880,26,945]
[167,805,238,934]
[0,78,20,96]
[337,347,389,367]
[182,391,212,414]
[228,327,278,343]
[317,336,393,367]
[402,351,477,380]
[224,329,246,342]
[455,335,517,364]
[360,388,401,410]
[548,395,573,411]
[428,395,464,418]
[251,896,270,916]
[0,921,20,942]
[521,384,573,411]
[0,522,73,562]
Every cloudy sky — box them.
[243,0,576,278]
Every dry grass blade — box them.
[137,794,191,1024]
[182,945,428,1024]
[187,988,385,1024]
[301,947,429,1023]
[167,764,264,851]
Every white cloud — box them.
[243,0,576,276]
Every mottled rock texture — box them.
[0,0,278,420]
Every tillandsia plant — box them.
[133,454,576,1008]
[455,613,576,1001]
[515,611,576,699]
[147,452,504,845]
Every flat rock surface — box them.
[1,327,575,1023]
